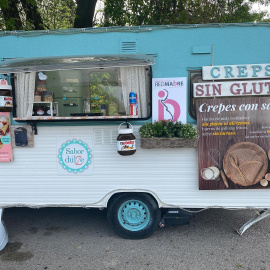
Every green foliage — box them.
[0,0,77,31]
[138,122,156,138]
[102,0,268,26]
[37,0,76,29]
[0,0,268,31]
[177,123,198,139]
[89,71,120,115]
[139,120,197,139]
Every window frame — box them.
[12,66,153,123]
[188,69,203,120]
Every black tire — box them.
[107,193,161,239]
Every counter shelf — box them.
[14,114,139,121]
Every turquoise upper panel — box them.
[1,23,270,124]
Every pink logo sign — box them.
[152,77,187,124]
[158,89,181,122]
[0,80,8,85]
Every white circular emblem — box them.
[58,139,92,173]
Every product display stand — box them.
[32,101,59,116]
[236,209,270,235]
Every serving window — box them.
[13,66,151,121]
[0,55,154,121]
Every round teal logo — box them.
[1,136,10,145]
[58,139,92,173]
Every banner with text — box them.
[197,96,270,190]
[202,63,270,80]
[0,112,13,162]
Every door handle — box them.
[63,103,78,107]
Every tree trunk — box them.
[74,0,98,28]
[20,0,45,30]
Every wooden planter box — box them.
[140,137,198,149]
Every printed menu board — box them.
[197,96,270,190]
[0,112,13,162]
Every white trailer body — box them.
[0,23,270,243]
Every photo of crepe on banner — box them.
[197,96,270,190]
[0,115,9,137]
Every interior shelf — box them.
[33,101,59,116]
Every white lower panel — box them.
[0,126,270,209]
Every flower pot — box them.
[140,137,198,149]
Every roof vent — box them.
[121,41,137,54]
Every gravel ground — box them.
[0,207,269,270]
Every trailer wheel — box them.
[107,193,161,239]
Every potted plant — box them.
[139,120,198,149]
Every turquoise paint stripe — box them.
[2,24,270,125]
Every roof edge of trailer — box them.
[1,22,270,37]
[0,54,155,73]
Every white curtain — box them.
[15,72,36,118]
[120,66,149,118]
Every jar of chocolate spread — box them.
[36,106,45,116]
[117,122,136,156]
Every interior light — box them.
[66,79,79,83]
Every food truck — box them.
[0,23,270,248]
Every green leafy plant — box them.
[139,120,197,139]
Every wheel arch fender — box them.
[106,190,162,209]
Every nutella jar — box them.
[117,122,136,156]
[45,105,56,116]
[44,106,51,116]
[0,79,13,112]
[36,106,45,116]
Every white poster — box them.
[57,138,93,175]
[152,77,187,123]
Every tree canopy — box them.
[102,0,268,26]
[0,0,269,31]
[0,0,96,30]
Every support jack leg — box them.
[236,209,270,235]
[0,209,8,251]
